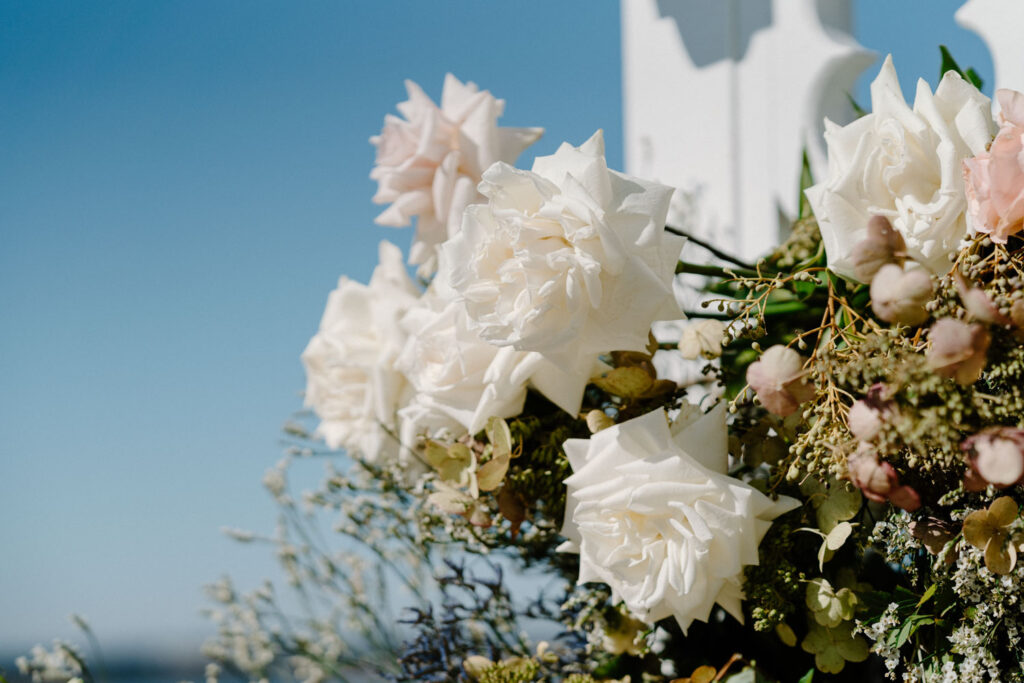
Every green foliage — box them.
[939,44,984,90]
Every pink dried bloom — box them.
[847,445,921,511]
[954,273,1009,325]
[963,427,1024,488]
[746,345,816,417]
[847,384,897,442]
[849,215,908,282]
[870,264,933,326]
[926,319,991,385]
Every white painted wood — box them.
[956,0,1024,94]
[621,0,873,261]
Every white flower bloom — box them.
[559,404,799,633]
[806,55,994,280]
[301,241,421,467]
[371,74,542,274]
[441,130,684,369]
[396,294,592,447]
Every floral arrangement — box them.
[20,52,1024,683]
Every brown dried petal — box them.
[910,518,957,555]
[963,509,995,550]
[984,533,1015,575]
[989,496,1020,527]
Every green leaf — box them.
[797,148,814,219]
[966,67,984,90]
[846,92,867,119]
[939,45,983,90]
[797,670,815,683]
[916,583,938,609]
[939,45,965,81]
[895,617,916,648]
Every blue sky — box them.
[0,0,994,659]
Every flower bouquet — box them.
[27,50,1024,683]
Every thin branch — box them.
[666,224,763,271]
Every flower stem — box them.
[675,260,763,279]
[666,225,763,271]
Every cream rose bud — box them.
[869,264,932,326]
[301,241,421,467]
[371,74,542,274]
[441,130,683,368]
[806,55,995,281]
[558,404,799,634]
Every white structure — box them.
[621,0,872,260]
[956,0,1024,95]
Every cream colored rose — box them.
[371,74,542,274]
[301,241,421,467]
[806,56,994,280]
[558,404,799,633]
[396,294,591,448]
[440,130,684,369]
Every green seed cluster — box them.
[770,216,822,269]
[743,511,806,631]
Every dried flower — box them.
[678,319,727,360]
[869,264,932,326]
[849,215,907,282]
[847,383,896,441]
[846,445,920,511]
[962,496,1021,574]
[963,427,1024,488]
[926,318,991,385]
[746,345,816,417]
[909,517,958,556]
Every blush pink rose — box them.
[370,74,542,274]
[964,89,1024,244]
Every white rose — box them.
[301,241,421,467]
[806,55,994,280]
[558,404,799,633]
[371,74,542,274]
[396,295,592,448]
[440,130,684,369]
